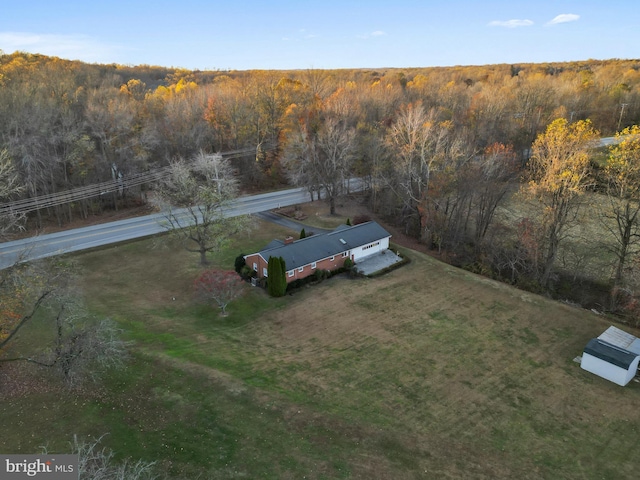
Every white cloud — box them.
[0,32,121,63]
[357,30,388,39]
[488,19,534,28]
[546,14,580,26]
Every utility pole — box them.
[618,103,629,132]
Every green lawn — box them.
[1,220,640,479]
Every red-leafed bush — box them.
[194,269,246,315]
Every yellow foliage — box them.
[606,125,640,198]
[174,78,198,94]
[526,117,599,199]
[407,74,427,90]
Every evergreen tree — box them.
[278,256,287,296]
[300,228,306,239]
[267,256,287,297]
[267,257,277,296]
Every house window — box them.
[263,267,268,277]
[298,266,304,272]
[288,270,294,277]
[253,262,257,271]
[330,256,335,261]
[311,262,317,269]
[342,251,349,257]
[362,242,380,251]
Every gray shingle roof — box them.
[256,221,391,271]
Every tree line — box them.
[1,53,638,220]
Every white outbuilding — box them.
[580,326,640,386]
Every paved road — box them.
[0,179,364,270]
[598,136,620,147]
[0,186,316,269]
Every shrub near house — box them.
[244,221,392,284]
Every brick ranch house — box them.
[244,221,392,283]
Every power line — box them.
[0,146,266,216]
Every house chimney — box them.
[284,236,294,245]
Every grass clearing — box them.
[284,197,373,230]
[2,214,640,478]
[496,188,623,286]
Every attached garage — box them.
[581,338,640,386]
[350,238,389,262]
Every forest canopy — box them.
[1,52,638,218]
[2,52,640,319]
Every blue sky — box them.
[1,0,638,70]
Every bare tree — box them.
[385,102,456,235]
[194,269,246,315]
[355,123,389,212]
[0,148,26,237]
[47,301,130,386]
[0,261,58,355]
[155,151,249,266]
[314,118,356,214]
[1,295,131,387]
[283,115,355,215]
[0,153,58,356]
[472,143,519,246]
[301,69,334,102]
[70,435,159,480]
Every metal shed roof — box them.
[256,221,391,271]
[598,326,640,355]
[584,338,640,369]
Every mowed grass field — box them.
[2,218,640,479]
